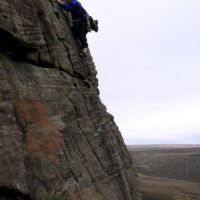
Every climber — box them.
[57,0,98,57]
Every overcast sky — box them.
[84,0,200,144]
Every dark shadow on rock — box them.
[0,27,38,61]
[0,187,32,200]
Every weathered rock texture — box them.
[0,0,140,200]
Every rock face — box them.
[0,1,140,200]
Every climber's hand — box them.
[58,0,64,5]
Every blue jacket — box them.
[61,0,88,20]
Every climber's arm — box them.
[58,0,64,6]
[58,0,77,11]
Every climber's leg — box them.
[72,21,88,56]
[77,23,88,49]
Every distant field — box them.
[139,175,200,200]
[129,144,200,150]
[128,145,200,182]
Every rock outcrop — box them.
[0,0,140,200]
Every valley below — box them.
[128,145,200,200]
[139,175,200,200]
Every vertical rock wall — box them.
[0,0,140,199]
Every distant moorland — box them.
[139,175,200,200]
[128,144,200,200]
[128,144,200,182]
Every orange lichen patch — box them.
[72,187,101,200]
[15,99,63,165]
[73,189,84,200]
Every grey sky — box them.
[85,0,200,144]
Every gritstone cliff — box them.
[0,1,140,200]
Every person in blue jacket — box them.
[58,0,98,56]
